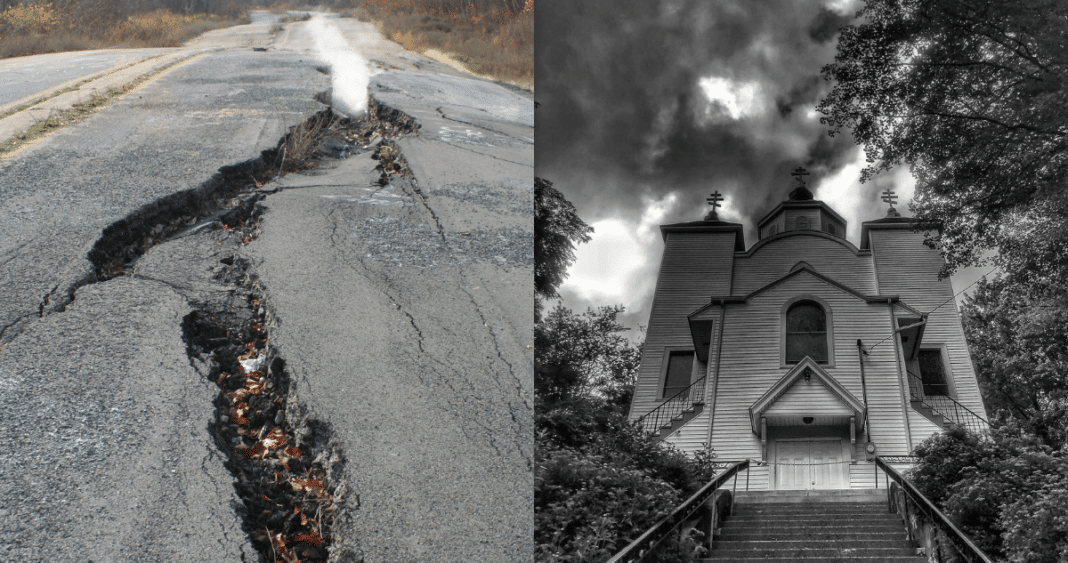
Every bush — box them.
[0,2,58,35]
[0,1,249,59]
[908,423,1068,561]
[1000,471,1068,563]
[535,446,681,563]
[360,0,533,87]
[535,396,720,563]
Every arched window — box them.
[796,216,810,230]
[785,301,827,363]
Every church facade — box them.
[628,175,989,490]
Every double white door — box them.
[775,439,847,489]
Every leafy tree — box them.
[818,0,1068,284]
[960,275,1068,449]
[532,181,716,562]
[909,424,1068,562]
[534,306,718,562]
[535,177,593,308]
[535,304,641,405]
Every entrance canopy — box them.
[749,357,866,434]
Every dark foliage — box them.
[535,177,593,303]
[960,276,1068,450]
[534,303,716,562]
[535,304,639,404]
[909,424,1068,562]
[535,395,719,563]
[819,0,1068,285]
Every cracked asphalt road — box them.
[0,13,531,563]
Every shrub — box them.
[535,446,681,563]
[908,423,1068,560]
[1000,470,1068,563]
[0,2,58,35]
[535,396,720,563]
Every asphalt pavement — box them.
[0,13,532,563]
[0,48,176,111]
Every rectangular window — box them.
[662,351,694,398]
[918,349,950,396]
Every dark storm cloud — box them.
[536,0,863,229]
[808,6,853,44]
[537,0,876,329]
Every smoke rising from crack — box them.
[310,15,370,119]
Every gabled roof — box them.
[748,357,866,434]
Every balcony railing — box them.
[636,375,707,436]
[906,370,989,435]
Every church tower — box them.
[628,169,988,490]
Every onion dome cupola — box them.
[756,167,847,240]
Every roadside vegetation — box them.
[360,0,532,89]
[269,0,532,90]
[0,0,249,59]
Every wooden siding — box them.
[706,272,913,490]
[850,459,878,488]
[785,209,822,232]
[733,235,876,295]
[636,218,984,490]
[760,215,785,239]
[869,229,989,448]
[629,232,737,423]
[765,378,854,417]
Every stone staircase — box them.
[703,489,925,562]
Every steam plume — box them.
[309,16,370,119]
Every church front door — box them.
[774,439,847,490]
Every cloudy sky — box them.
[535,0,991,337]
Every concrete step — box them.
[720,529,907,541]
[727,514,902,525]
[735,489,886,504]
[731,508,891,518]
[732,503,888,515]
[711,489,923,562]
[704,555,922,559]
[712,546,920,558]
[715,539,914,550]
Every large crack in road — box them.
[35,99,421,563]
[0,15,531,562]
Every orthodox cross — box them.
[881,189,898,208]
[791,166,810,186]
[704,191,724,221]
[707,191,724,211]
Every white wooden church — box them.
[628,169,989,490]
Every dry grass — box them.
[0,2,250,60]
[355,0,533,90]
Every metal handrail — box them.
[605,459,750,563]
[635,375,707,435]
[905,370,989,435]
[875,457,995,563]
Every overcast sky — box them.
[535,0,992,338]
